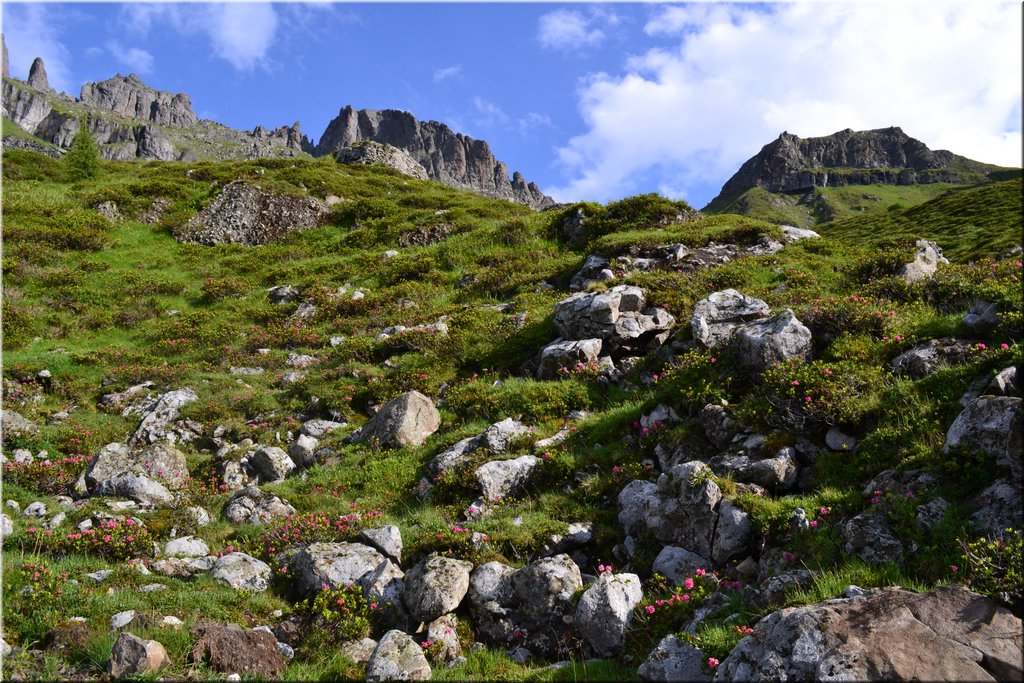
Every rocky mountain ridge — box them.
[1,36,552,208]
[705,127,1005,212]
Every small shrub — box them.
[37,518,155,561]
[200,276,249,302]
[2,454,90,496]
[959,528,1023,608]
[299,583,378,644]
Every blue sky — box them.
[3,2,1021,208]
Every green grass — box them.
[2,146,1021,680]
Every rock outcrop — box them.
[27,57,50,91]
[314,105,554,208]
[179,182,328,246]
[707,127,1001,210]
[349,391,441,449]
[336,141,428,179]
[80,73,197,128]
[717,585,1022,681]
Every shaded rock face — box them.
[80,73,197,128]
[403,555,473,623]
[107,632,169,678]
[637,636,711,682]
[315,105,554,208]
[535,338,603,380]
[574,572,644,656]
[890,337,975,378]
[180,182,328,246]
[691,289,770,348]
[336,141,428,179]
[717,585,1022,681]
[945,396,1022,485]
[707,126,998,209]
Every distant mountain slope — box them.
[703,127,1014,226]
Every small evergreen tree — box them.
[64,119,101,180]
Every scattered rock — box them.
[554,285,674,348]
[107,632,169,678]
[963,299,1000,335]
[535,338,603,380]
[110,610,136,630]
[128,388,198,447]
[224,486,296,525]
[404,555,473,623]
[365,629,432,682]
[291,542,391,598]
[970,479,1022,535]
[268,285,300,304]
[652,546,711,584]
[340,637,378,665]
[93,473,174,506]
[574,572,643,656]
[250,446,296,483]
[212,552,272,592]
[734,309,813,370]
[944,396,1022,484]
[476,455,540,502]
[825,427,858,451]
[349,390,440,448]
[890,338,975,378]
[165,536,210,558]
[897,239,948,283]
[23,501,48,518]
[637,635,711,682]
[691,289,770,348]
[841,513,908,564]
[301,419,346,439]
[2,409,40,441]
[359,525,403,565]
[337,141,428,179]
[712,499,752,565]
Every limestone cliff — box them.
[315,105,554,209]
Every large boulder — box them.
[717,585,1021,681]
[290,542,405,609]
[535,338,603,380]
[1,409,39,441]
[734,309,813,370]
[651,546,711,584]
[80,441,188,495]
[350,391,440,448]
[403,555,473,623]
[107,632,169,678]
[897,239,948,283]
[127,388,198,447]
[365,630,431,682]
[92,473,174,506]
[510,554,583,622]
[574,572,644,656]
[181,181,328,246]
[224,486,296,525]
[691,290,770,348]
[249,446,296,484]
[712,499,752,565]
[944,396,1022,484]
[553,285,674,346]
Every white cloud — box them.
[548,3,1023,205]
[2,4,74,93]
[473,97,509,128]
[433,65,462,83]
[119,3,278,71]
[518,112,554,135]
[538,9,607,51]
[105,41,154,75]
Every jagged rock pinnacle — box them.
[27,57,49,91]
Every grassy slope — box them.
[2,150,1021,680]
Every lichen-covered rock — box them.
[630,462,722,558]
[699,403,741,450]
[181,181,328,246]
[970,479,1023,535]
[426,614,462,663]
[944,396,1022,484]
[301,418,346,439]
[365,630,431,682]
[224,486,296,525]
[291,542,388,597]
[553,285,674,345]
[713,499,752,565]
[287,434,319,468]
[211,552,272,592]
[734,309,813,370]
[349,391,440,448]
[404,555,473,623]
[128,388,198,447]
[107,632,169,678]
[691,289,770,348]
[2,409,40,441]
[93,473,174,506]
[510,554,583,622]
[574,572,643,656]
[476,455,540,502]
[717,585,1021,681]
[637,635,711,682]
[80,441,188,495]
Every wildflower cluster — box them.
[246,322,321,351]
[633,418,668,450]
[415,524,488,562]
[2,453,89,495]
[257,508,382,558]
[39,518,155,561]
[753,359,877,432]
[958,528,1022,606]
[4,559,71,625]
[797,293,902,340]
[628,570,724,652]
[556,359,602,381]
[299,583,380,643]
[653,350,734,410]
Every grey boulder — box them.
[212,552,272,592]
[365,629,431,682]
[574,572,643,656]
[691,289,770,348]
[404,555,473,623]
[224,486,296,525]
[350,391,440,448]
